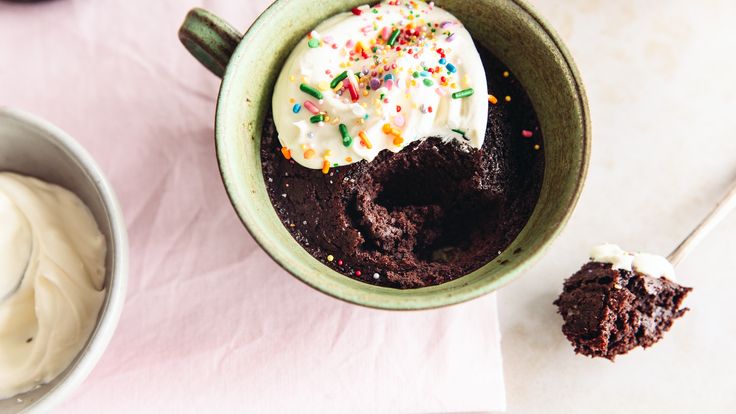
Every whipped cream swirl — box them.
[272,0,488,171]
[0,173,106,398]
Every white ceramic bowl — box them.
[0,108,128,413]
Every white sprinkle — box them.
[281,193,287,198]
[373,273,380,280]
[302,221,307,225]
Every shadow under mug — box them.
[178,0,590,310]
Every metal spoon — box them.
[0,202,33,303]
[0,245,31,303]
[667,177,736,266]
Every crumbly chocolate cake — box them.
[261,47,544,288]
[554,262,692,360]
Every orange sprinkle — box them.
[382,123,393,134]
[488,95,498,105]
[359,131,373,149]
[280,147,292,160]
[322,160,330,174]
[304,149,316,159]
[345,157,353,162]
[393,136,404,146]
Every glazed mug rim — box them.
[178,0,591,310]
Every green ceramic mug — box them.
[178,0,590,310]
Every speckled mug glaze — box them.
[178,0,590,310]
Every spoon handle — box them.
[668,178,736,266]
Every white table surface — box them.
[499,0,736,412]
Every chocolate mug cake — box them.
[260,1,544,288]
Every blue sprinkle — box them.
[292,103,301,113]
[446,63,457,73]
[420,71,430,77]
[439,58,446,65]
[384,74,394,81]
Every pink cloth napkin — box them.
[0,0,506,412]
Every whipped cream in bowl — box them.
[0,173,107,399]
[0,108,128,413]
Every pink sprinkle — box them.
[446,33,456,42]
[385,79,394,90]
[323,35,334,44]
[304,100,320,114]
[346,40,355,48]
[435,87,446,96]
[440,21,453,29]
[361,25,372,34]
[521,129,533,138]
[381,26,391,41]
[393,115,405,127]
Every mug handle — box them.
[178,8,243,78]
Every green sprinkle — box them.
[330,71,348,89]
[339,124,353,147]
[451,128,466,137]
[300,83,323,100]
[423,78,434,87]
[310,114,325,123]
[388,29,400,46]
[412,71,420,78]
[307,38,320,48]
[452,88,474,99]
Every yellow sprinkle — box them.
[332,81,344,91]
[359,131,373,149]
[450,82,457,88]
[318,81,330,91]
[289,75,296,82]
[323,149,332,158]
[322,160,330,174]
[362,90,369,97]
[300,144,308,151]
[345,157,353,162]
[505,95,511,102]
[503,71,510,78]
[304,149,316,159]
[324,115,331,122]
[301,76,308,83]
[534,144,540,150]
[327,255,334,262]
[488,95,498,105]
[382,123,394,134]
[289,98,295,104]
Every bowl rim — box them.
[0,107,129,412]
[214,0,591,310]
